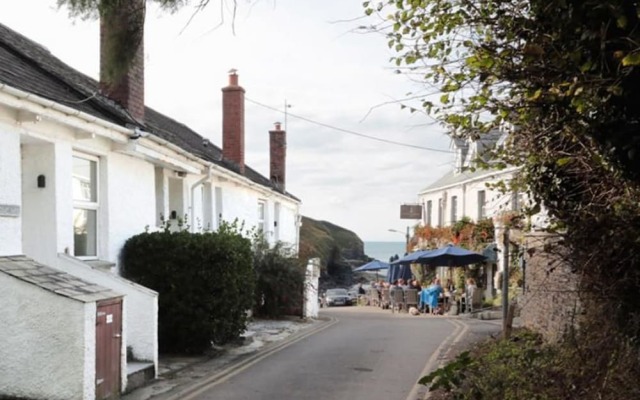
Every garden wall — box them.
[519,232,581,342]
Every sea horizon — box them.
[364,241,406,263]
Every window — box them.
[451,195,458,223]
[257,201,266,234]
[72,155,98,258]
[437,198,443,227]
[426,200,432,226]
[477,190,486,220]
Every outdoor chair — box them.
[467,289,483,313]
[391,288,406,313]
[368,288,380,307]
[380,288,391,309]
[404,289,418,311]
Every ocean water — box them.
[364,241,407,263]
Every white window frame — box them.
[451,195,458,223]
[426,200,433,226]
[72,153,99,259]
[257,200,267,235]
[478,190,486,220]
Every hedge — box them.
[121,224,255,354]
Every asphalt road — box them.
[187,306,463,400]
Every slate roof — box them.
[419,167,513,193]
[0,23,298,201]
[0,255,121,303]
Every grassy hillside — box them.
[299,216,367,288]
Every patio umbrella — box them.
[390,249,434,265]
[387,263,414,283]
[353,260,390,272]
[416,245,486,267]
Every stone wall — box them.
[519,232,581,342]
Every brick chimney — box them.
[100,0,145,122]
[269,122,286,191]
[222,70,245,174]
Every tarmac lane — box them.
[181,307,461,400]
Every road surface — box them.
[187,306,463,400]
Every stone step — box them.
[126,362,155,393]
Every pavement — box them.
[122,308,515,400]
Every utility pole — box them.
[502,227,511,338]
[405,226,410,252]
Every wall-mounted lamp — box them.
[37,175,46,188]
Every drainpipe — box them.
[190,166,212,232]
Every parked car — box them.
[323,288,352,307]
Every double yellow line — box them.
[171,317,339,400]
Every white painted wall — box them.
[55,143,74,255]
[82,301,97,400]
[419,169,516,227]
[57,254,158,372]
[22,142,58,264]
[0,273,91,400]
[304,258,321,318]
[0,127,22,255]
[106,152,156,267]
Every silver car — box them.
[323,288,352,307]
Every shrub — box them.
[421,328,640,400]
[252,234,305,318]
[121,222,255,354]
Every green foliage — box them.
[420,328,640,399]
[121,221,254,354]
[252,234,306,318]
[366,0,640,365]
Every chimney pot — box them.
[228,69,239,86]
[269,123,287,192]
[222,71,246,173]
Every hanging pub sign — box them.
[400,204,422,219]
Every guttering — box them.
[418,166,521,196]
[0,83,131,144]
[137,132,297,204]
[190,166,212,231]
[0,84,298,204]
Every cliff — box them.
[298,216,367,268]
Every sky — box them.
[1,0,456,241]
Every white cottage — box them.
[417,132,520,297]
[0,3,301,398]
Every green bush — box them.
[252,235,305,318]
[420,328,640,400]
[121,222,255,354]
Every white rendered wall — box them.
[82,301,97,400]
[304,258,320,318]
[0,128,22,255]
[22,143,58,265]
[0,274,89,400]
[106,152,156,268]
[57,254,158,368]
[418,170,516,227]
[55,143,74,255]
